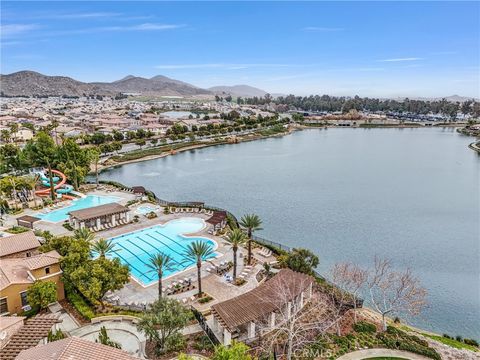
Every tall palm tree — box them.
[147,253,175,299]
[226,228,247,280]
[239,214,263,265]
[92,238,118,259]
[183,241,214,296]
[74,227,95,242]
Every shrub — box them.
[62,222,74,231]
[464,338,479,347]
[456,335,463,342]
[47,329,66,342]
[5,225,29,234]
[198,295,213,304]
[66,289,95,320]
[353,321,377,333]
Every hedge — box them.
[66,289,95,320]
[353,321,377,333]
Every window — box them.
[0,298,8,314]
[26,252,32,257]
[45,267,50,275]
[20,291,28,307]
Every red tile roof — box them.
[15,337,141,360]
[0,231,40,258]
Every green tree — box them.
[8,123,19,143]
[57,138,90,190]
[24,132,58,200]
[96,326,121,349]
[47,329,66,342]
[137,298,190,355]
[70,257,129,308]
[135,139,146,149]
[239,214,263,265]
[1,129,11,143]
[92,238,118,259]
[147,253,175,300]
[88,148,101,188]
[183,241,214,295]
[27,281,57,310]
[280,248,319,275]
[74,227,95,242]
[226,229,247,280]
[0,144,27,173]
[211,341,252,360]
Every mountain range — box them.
[0,71,268,98]
[0,71,475,101]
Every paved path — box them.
[336,348,432,360]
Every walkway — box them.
[336,348,433,360]
[69,319,146,359]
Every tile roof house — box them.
[0,231,41,259]
[15,336,141,360]
[0,251,64,315]
[0,314,61,360]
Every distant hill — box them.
[0,71,108,97]
[208,85,268,97]
[93,75,210,97]
[0,71,211,97]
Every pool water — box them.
[36,195,121,222]
[108,217,218,286]
[135,204,158,215]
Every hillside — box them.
[208,85,267,97]
[0,71,210,97]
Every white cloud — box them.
[378,57,424,62]
[1,24,39,37]
[303,26,344,32]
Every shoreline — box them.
[96,123,468,174]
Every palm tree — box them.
[226,228,247,280]
[147,253,175,299]
[183,241,214,296]
[74,227,95,242]
[92,238,118,259]
[239,214,263,265]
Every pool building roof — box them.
[68,202,129,221]
[211,268,314,331]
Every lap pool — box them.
[108,217,218,286]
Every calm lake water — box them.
[100,128,480,338]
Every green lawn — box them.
[419,333,479,352]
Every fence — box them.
[191,306,220,345]
[96,179,364,308]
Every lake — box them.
[99,127,480,338]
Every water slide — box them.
[35,169,75,199]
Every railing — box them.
[191,306,220,345]
[95,179,364,308]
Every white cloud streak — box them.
[378,57,424,62]
[1,24,39,37]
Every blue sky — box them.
[1,1,479,98]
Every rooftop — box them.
[0,231,41,258]
[0,250,61,291]
[68,202,129,221]
[0,314,61,360]
[211,268,314,331]
[15,336,140,360]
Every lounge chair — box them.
[182,298,188,304]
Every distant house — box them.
[15,336,140,360]
[0,231,42,259]
[0,251,64,315]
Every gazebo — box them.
[211,269,314,345]
[206,211,227,231]
[16,215,40,229]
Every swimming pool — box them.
[135,204,158,215]
[36,195,121,222]
[108,217,218,286]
